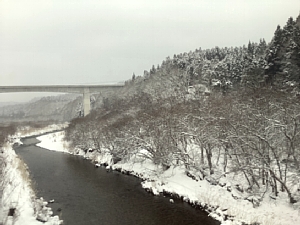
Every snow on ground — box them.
[36,131,300,225]
[139,166,300,225]
[17,123,68,140]
[36,131,69,153]
[0,124,67,225]
[0,143,62,225]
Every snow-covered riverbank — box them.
[0,124,67,225]
[37,131,300,225]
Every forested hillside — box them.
[65,14,300,209]
[122,14,300,97]
[0,94,81,122]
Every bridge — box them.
[0,84,124,116]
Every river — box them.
[15,137,220,225]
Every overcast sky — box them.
[1,0,300,102]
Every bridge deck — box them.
[0,84,124,94]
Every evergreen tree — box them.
[264,25,283,84]
[150,65,156,74]
[247,41,254,56]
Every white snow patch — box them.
[17,123,68,139]
[36,131,70,153]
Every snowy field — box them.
[36,131,300,225]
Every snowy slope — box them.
[38,131,300,225]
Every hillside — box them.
[0,94,81,122]
[62,14,300,225]
[121,14,300,98]
[3,14,300,123]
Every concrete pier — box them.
[83,87,91,115]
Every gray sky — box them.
[1,0,300,102]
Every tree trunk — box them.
[205,145,213,175]
[269,169,297,203]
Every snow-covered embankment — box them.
[0,124,67,225]
[37,131,300,225]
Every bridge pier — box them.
[83,88,91,116]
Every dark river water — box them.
[15,137,220,225]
